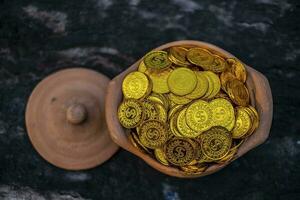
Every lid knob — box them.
[66,103,87,124]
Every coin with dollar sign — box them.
[165,138,195,166]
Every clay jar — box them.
[105,40,273,178]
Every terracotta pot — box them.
[105,40,273,178]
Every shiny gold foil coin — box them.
[138,61,147,73]
[168,46,190,67]
[167,68,197,96]
[220,71,236,91]
[146,67,172,94]
[226,79,250,106]
[168,104,183,120]
[170,112,183,137]
[144,51,172,70]
[165,138,195,166]
[204,71,221,99]
[210,98,235,128]
[142,99,159,121]
[131,131,152,154]
[177,108,200,138]
[186,100,212,132]
[200,126,232,160]
[233,107,251,139]
[155,102,168,123]
[154,148,169,166]
[227,58,247,83]
[210,54,227,73]
[185,72,209,99]
[168,93,192,105]
[139,120,168,149]
[118,99,144,128]
[187,47,214,68]
[122,71,151,99]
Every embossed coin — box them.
[232,107,252,138]
[226,79,250,106]
[155,102,168,123]
[154,148,169,166]
[210,54,227,73]
[138,61,147,73]
[177,108,200,138]
[168,93,192,105]
[210,98,235,128]
[204,71,221,99]
[200,126,232,160]
[144,51,172,70]
[187,47,214,68]
[186,100,212,132]
[227,58,247,83]
[146,68,172,94]
[118,99,144,128]
[185,72,209,99]
[122,71,151,99]
[139,120,168,149]
[167,68,197,96]
[142,99,159,121]
[165,138,195,166]
[168,46,190,66]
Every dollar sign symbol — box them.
[174,146,186,158]
[125,107,137,119]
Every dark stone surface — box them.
[0,0,299,199]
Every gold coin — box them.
[118,99,144,128]
[167,68,197,96]
[168,46,190,67]
[139,120,168,149]
[227,58,247,83]
[168,104,183,120]
[186,100,212,132]
[186,47,214,68]
[225,116,235,131]
[185,72,209,99]
[243,106,259,137]
[165,137,195,166]
[177,108,200,138]
[142,99,159,121]
[201,72,214,99]
[154,148,169,166]
[226,79,250,106]
[232,107,252,139]
[131,131,152,154]
[128,133,145,153]
[138,60,147,73]
[214,90,232,103]
[200,126,232,160]
[146,68,172,94]
[155,102,168,123]
[181,164,207,174]
[209,55,227,73]
[146,93,164,106]
[204,71,221,99]
[248,106,260,131]
[210,98,235,128]
[220,71,236,92]
[170,112,183,137]
[168,93,192,105]
[122,71,151,99]
[144,50,172,70]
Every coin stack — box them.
[117,46,259,174]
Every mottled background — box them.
[0,0,299,199]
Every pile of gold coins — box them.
[117,45,259,174]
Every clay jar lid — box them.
[26,68,119,170]
[106,40,273,178]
